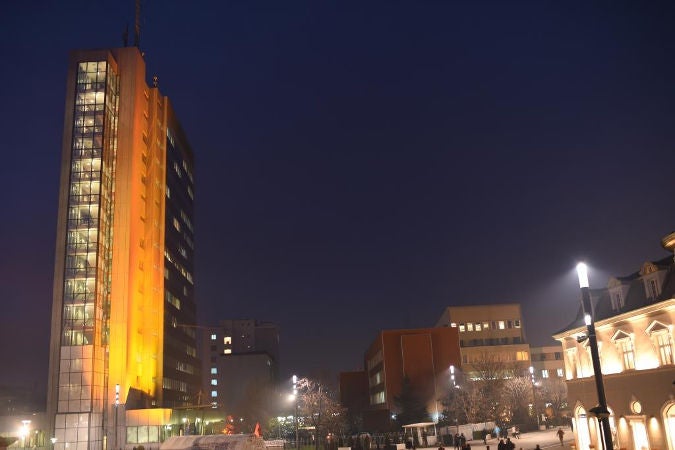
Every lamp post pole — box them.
[293,375,299,450]
[528,366,540,429]
[576,263,613,450]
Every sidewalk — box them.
[422,428,576,450]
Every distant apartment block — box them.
[530,345,565,380]
[435,304,530,374]
[203,320,280,418]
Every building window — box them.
[224,336,232,345]
[612,332,635,370]
[498,321,506,330]
[655,332,673,365]
[210,334,216,341]
[556,368,564,377]
[211,367,217,374]
[211,379,218,386]
[541,369,549,378]
[459,323,466,332]
[224,349,232,354]
[516,351,528,361]
[467,323,474,332]
[211,391,217,398]
[554,352,562,360]
[649,279,659,299]
[370,391,385,405]
[475,322,482,331]
[514,319,521,328]
[483,322,489,329]
[611,291,623,310]
[450,322,457,328]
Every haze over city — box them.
[1,0,675,398]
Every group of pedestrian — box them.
[453,433,469,450]
[497,437,515,450]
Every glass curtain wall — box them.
[55,60,119,450]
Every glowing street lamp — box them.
[19,420,31,448]
[575,262,613,450]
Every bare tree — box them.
[297,377,348,450]
[502,376,533,424]
[539,378,568,419]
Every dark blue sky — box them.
[1,1,674,391]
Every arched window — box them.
[575,405,592,450]
[662,401,675,450]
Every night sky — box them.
[1,1,675,395]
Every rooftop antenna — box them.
[122,23,129,47]
[134,0,141,48]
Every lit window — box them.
[612,331,635,370]
[516,351,529,361]
[224,349,232,354]
[646,322,673,366]
[514,320,521,328]
[211,379,218,386]
[467,323,474,332]
[556,368,564,377]
[210,334,216,341]
[211,391,217,398]
[173,217,181,231]
[450,322,457,328]
[224,336,232,345]
[370,391,385,405]
[483,322,489,329]
[211,367,217,374]
[498,321,506,330]
[507,320,513,328]
[475,322,482,331]
[459,323,465,332]
[541,369,549,378]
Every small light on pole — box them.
[576,262,613,450]
[292,375,299,450]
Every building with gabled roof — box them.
[552,232,675,450]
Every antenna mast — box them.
[134,0,141,48]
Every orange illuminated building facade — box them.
[47,47,198,450]
[362,327,461,431]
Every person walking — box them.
[556,428,565,446]
[454,434,461,450]
[497,439,506,450]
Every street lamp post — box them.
[293,375,299,450]
[576,263,613,450]
[528,366,540,429]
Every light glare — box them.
[576,262,589,288]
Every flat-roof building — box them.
[47,46,199,450]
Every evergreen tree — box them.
[394,376,431,426]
